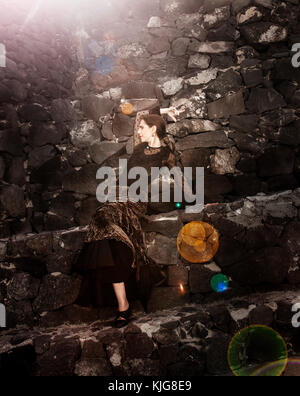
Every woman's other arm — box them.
[149,105,186,121]
[159,106,186,121]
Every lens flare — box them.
[179,283,185,294]
[211,274,229,293]
[121,102,134,115]
[228,325,288,376]
[177,221,219,263]
[251,358,300,376]
[95,56,115,75]
[22,0,43,28]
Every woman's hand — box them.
[161,106,186,122]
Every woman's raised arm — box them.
[160,106,186,122]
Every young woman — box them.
[73,106,185,328]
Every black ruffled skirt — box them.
[73,239,139,308]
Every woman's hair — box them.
[140,114,175,155]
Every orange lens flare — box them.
[121,102,134,115]
[179,283,185,294]
[177,221,219,264]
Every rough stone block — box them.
[50,99,77,122]
[0,185,26,218]
[202,6,231,29]
[227,247,290,285]
[0,130,23,156]
[7,272,40,301]
[248,304,274,326]
[63,163,100,195]
[69,120,101,148]
[142,211,183,237]
[167,265,189,286]
[19,104,50,122]
[189,41,235,53]
[241,22,287,44]
[113,113,135,138]
[170,88,207,119]
[211,147,240,175]
[176,131,234,150]
[246,88,286,113]
[28,145,56,169]
[146,234,178,265]
[26,232,53,256]
[207,90,245,119]
[125,333,155,358]
[89,141,126,165]
[81,95,115,122]
[160,0,201,15]
[206,331,231,375]
[147,286,190,312]
[74,358,112,376]
[36,337,81,376]
[128,358,161,376]
[32,273,82,313]
[258,147,295,178]
[189,262,221,293]
[28,123,66,147]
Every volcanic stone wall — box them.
[0,189,299,329]
[71,0,300,214]
[1,0,300,238]
[1,289,299,376]
[0,0,77,239]
[1,0,300,331]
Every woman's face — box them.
[137,119,156,143]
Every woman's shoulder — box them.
[129,142,148,159]
[133,142,148,152]
[128,143,147,167]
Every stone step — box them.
[0,288,299,376]
[0,189,300,329]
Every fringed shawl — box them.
[84,201,151,282]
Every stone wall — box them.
[0,189,299,329]
[1,0,300,336]
[71,0,300,209]
[1,1,300,375]
[1,0,300,239]
[0,290,299,376]
[0,0,78,238]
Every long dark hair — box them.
[140,114,175,154]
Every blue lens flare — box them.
[211,274,229,293]
[95,56,115,75]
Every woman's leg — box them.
[112,282,130,320]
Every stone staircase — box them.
[1,189,300,328]
[1,189,300,375]
[1,288,300,376]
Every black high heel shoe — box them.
[114,305,132,328]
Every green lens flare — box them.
[210,274,229,293]
[227,325,288,376]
